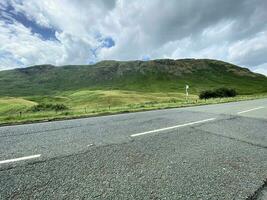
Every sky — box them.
[0,0,267,76]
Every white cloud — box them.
[252,63,267,76]
[0,0,267,76]
[0,20,64,67]
[228,31,267,66]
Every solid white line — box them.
[130,118,216,137]
[237,106,264,114]
[0,154,41,165]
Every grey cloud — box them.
[134,0,257,46]
[0,0,267,75]
[75,0,116,11]
[103,0,267,73]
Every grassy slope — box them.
[0,59,267,124]
[0,59,267,96]
[1,90,266,125]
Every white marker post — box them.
[185,85,189,100]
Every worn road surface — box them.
[0,98,267,199]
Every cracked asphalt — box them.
[0,98,266,199]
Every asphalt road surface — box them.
[0,98,267,200]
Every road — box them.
[0,98,266,199]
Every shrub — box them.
[199,90,216,99]
[30,103,68,112]
[62,111,70,115]
[199,88,237,99]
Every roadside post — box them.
[186,85,189,101]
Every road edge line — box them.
[130,118,216,137]
[237,106,264,114]
[0,154,41,165]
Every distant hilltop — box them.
[0,59,266,96]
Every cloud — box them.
[228,31,267,66]
[0,0,266,76]
[0,19,63,67]
[252,63,267,76]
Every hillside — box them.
[0,59,267,97]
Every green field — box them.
[1,89,267,125]
[0,59,267,125]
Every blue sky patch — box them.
[95,32,115,49]
[142,55,150,61]
[88,35,115,63]
[0,3,58,41]
[101,37,115,48]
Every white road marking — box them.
[130,118,216,137]
[0,154,41,165]
[237,106,264,114]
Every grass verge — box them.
[0,89,266,126]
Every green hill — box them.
[0,59,266,96]
[1,58,267,125]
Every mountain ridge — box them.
[0,59,266,96]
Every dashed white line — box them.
[237,106,264,114]
[0,154,41,165]
[130,118,216,137]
